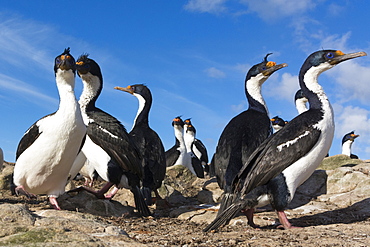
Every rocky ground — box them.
[0,154,370,246]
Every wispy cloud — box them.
[0,73,57,106]
[204,67,226,78]
[240,0,317,21]
[184,0,228,14]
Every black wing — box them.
[234,109,323,195]
[130,126,166,189]
[87,110,143,177]
[193,138,208,163]
[213,110,271,190]
[165,141,180,167]
[16,113,55,159]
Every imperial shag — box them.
[342,131,359,159]
[183,119,209,176]
[212,54,287,216]
[69,54,150,216]
[270,116,287,132]
[204,50,366,232]
[165,116,204,177]
[12,48,86,210]
[114,84,166,205]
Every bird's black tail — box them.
[203,202,244,232]
[141,186,153,206]
[217,192,236,217]
[131,185,152,217]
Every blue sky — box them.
[1,1,370,162]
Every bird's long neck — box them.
[133,93,150,127]
[245,74,268,114]
[78,73,102,115]
[55,70,79,114]
[299,64,335,136]
[184,128,195,150]
[342,140,353,156]
[295,98,308,114]
[174,125,185,148]
[299,66,328,111]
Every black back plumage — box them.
[204,49,367,232]
[76,55,143,179]
[213,54,285,192]
[165,116,184,167]
[115,84,166,204]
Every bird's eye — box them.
[56,57,61,64]
[326,52,335,59]
[83,64,90,69]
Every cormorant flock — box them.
[4,48,367,232]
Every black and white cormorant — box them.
[184,118,209,176]
[114,84,166,205]
[69,54,151,216]
[204,50,366,232]
[295,89,308,114]
[212,54,287,216]
[342,131,359,159]
[270,116,287,132]
[165,116,204,177]
[12,48,86,210]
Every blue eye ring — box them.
[326,52,334,59]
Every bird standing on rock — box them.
[165,116,204,177]
[114,84,167,205]
[12,48,86,210]
[211,54,287,217]
[183,119,209,176]
[68,54,151,216]
[204,50,367,232]
[341,131,360,159]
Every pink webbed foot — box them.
[276,210,301,229]
[103,186,119,200]
[49,197,61,210]
[14,185,37,199]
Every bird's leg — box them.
[276,210,300,229]
[241,208,261,229]
[49,196,61,210]
[14,185,37,199]
[104,186,119,200]
[67,182,114,199]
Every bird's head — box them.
[76,54,102,78]
[246,53,288,80]
[172,116,184,127]
[114,84,146,95]
[342,131,360,144]
[54,47,76,75]
[303,50,367,73]
[184,118,192,126]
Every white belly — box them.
[14,116,86,197]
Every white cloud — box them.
[184,0,228,14]
[0,73,57,106]
[334,105,370,158]
[204,67,226,78]
[326,59,370,105]
[231,100,246,113]
[240,0,316,20]
[265,72,299,101]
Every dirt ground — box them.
[1,188,370,247]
